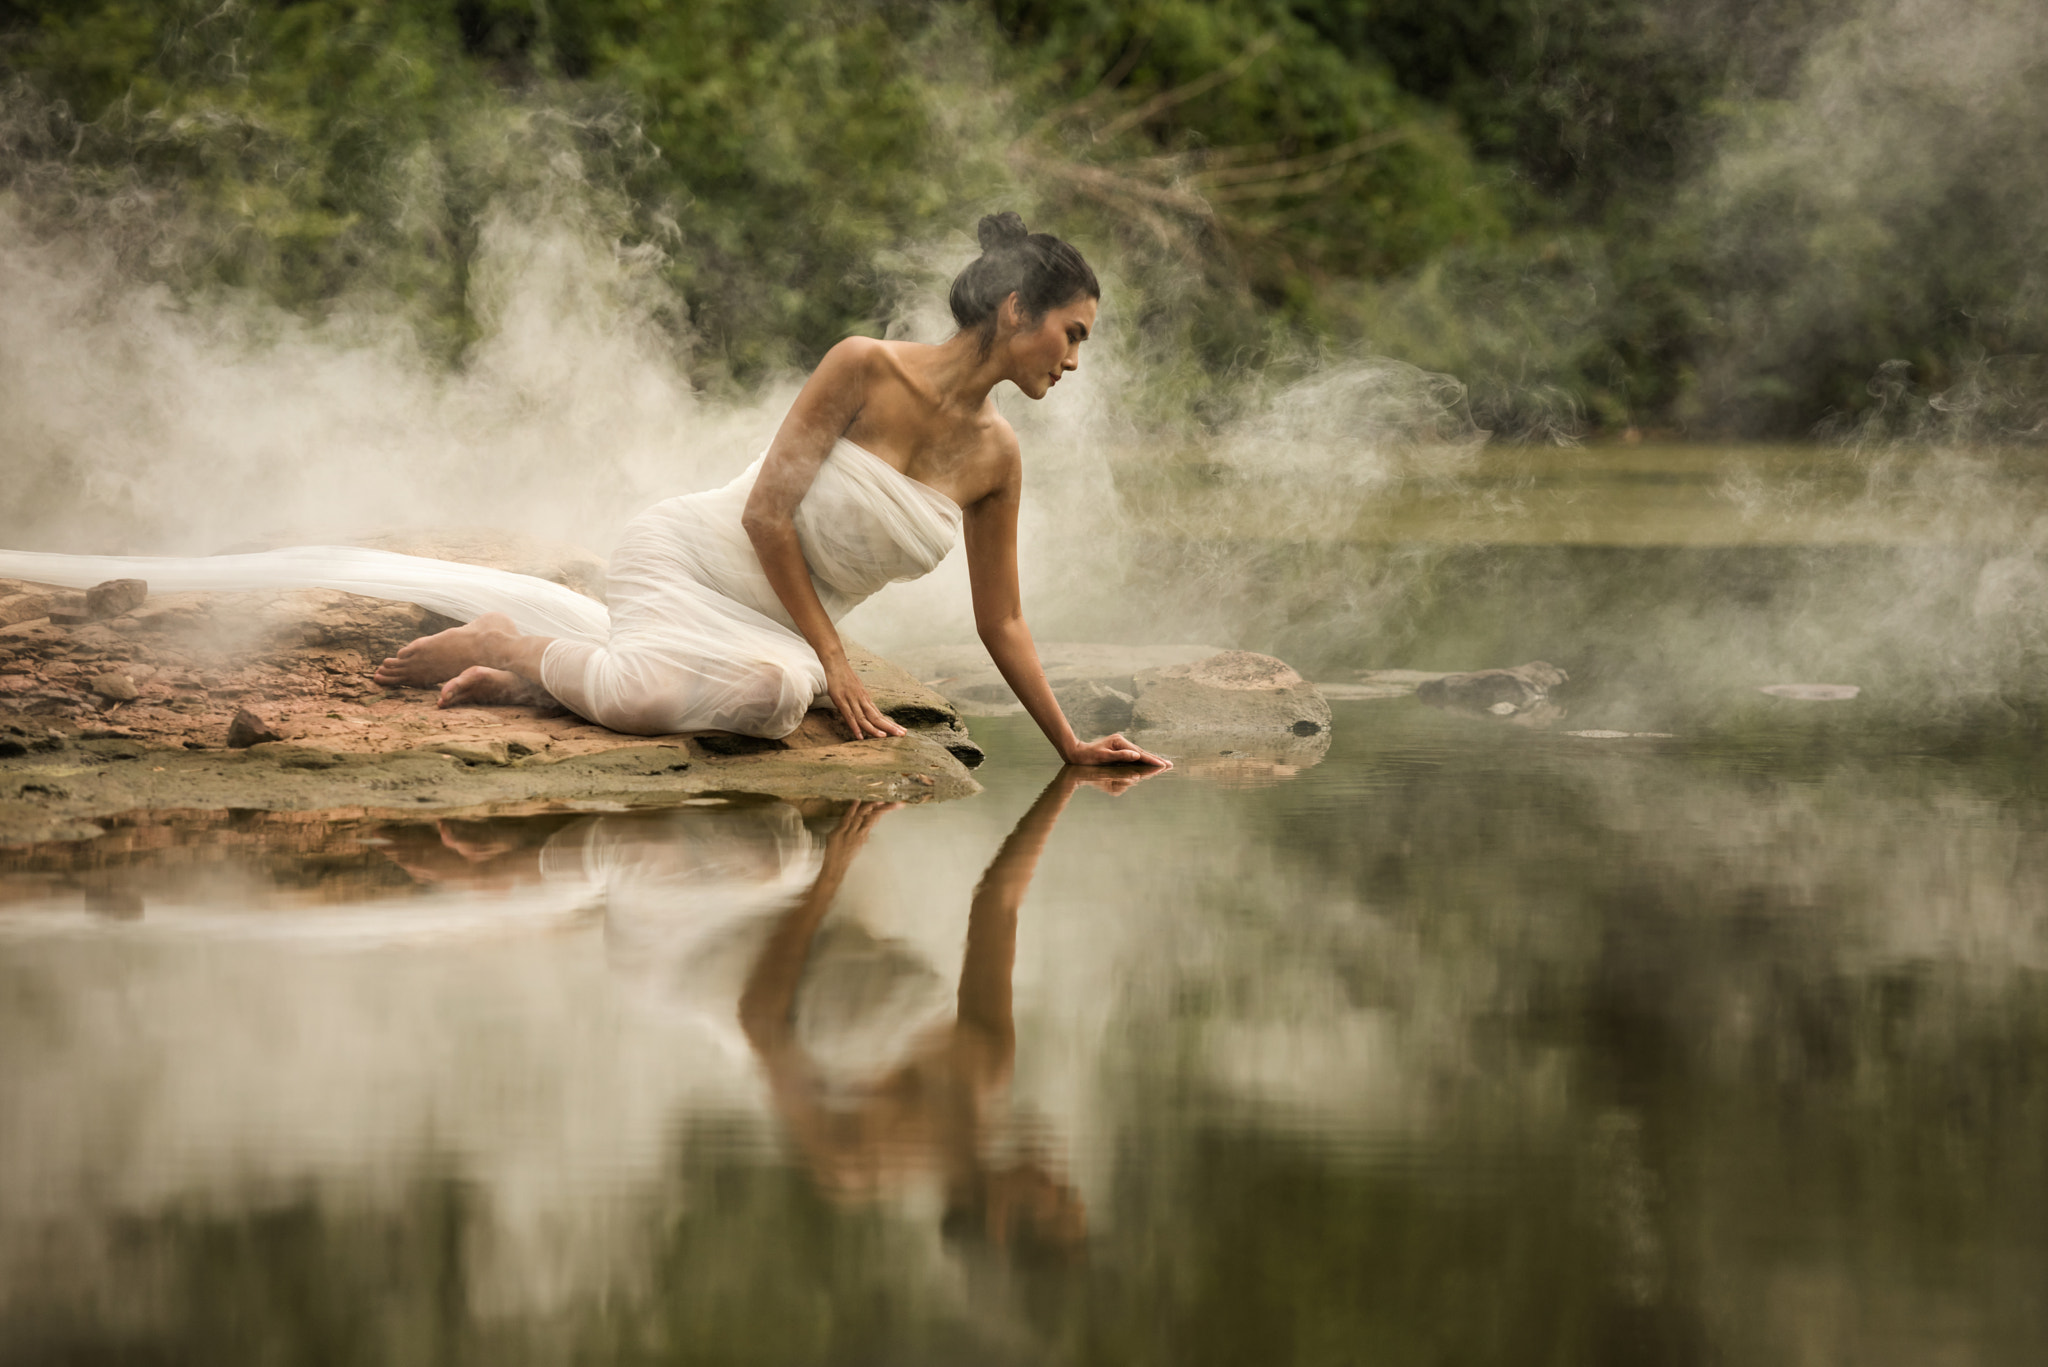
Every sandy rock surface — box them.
[0,561,982,846]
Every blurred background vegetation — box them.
[2,0,2043,438]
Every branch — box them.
[1092,33,1280,144]
[1194,128,1407,189]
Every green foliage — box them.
[1,0,2042,433]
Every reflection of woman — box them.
[0,214,1164,768]
[741,768,1147,1255]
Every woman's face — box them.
[1004,293,1098,400]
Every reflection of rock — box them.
[1416,662,1567,726]
[1132,651,1332,737]
[1139,726,1334,787]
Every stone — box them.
[87,672,139,702]
[1415,662,1568,715]
[0,592,56,627]
[227,706,284,748]
[896,641,1226,719]
[1054,679,1135,735]
[836,640,983,767]
[45,593,91,626]
[84,579,148,619]
[1130,651,1333,736]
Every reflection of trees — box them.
[5,717,2048,1363]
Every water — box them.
[3,690,2046,1364]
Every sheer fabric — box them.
[0,439,963,738]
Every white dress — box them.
[0,439,963,738]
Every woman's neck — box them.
[919,330,1009,415]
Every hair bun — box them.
[976,211,1030,252]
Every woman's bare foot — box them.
[438,665,546,709]
[373,613,515,688]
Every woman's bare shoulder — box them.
[967,411,1023,503]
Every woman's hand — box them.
[1062,733,1172,769]
[824,657,908,741]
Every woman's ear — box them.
[998,291,1023,332]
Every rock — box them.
[85,578,148,619]
[227,706,284,748]
[0,592,57,627]
[834,640,983,767]
[1415,662,1568,715]
[1130,651,1333,737]
[1055,679,1135,735]
[896,641,1227,718]
[87,672,139,702]
[45,593,92,626]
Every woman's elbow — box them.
[976,613,1023,644]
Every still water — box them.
[3,694,2045,1365]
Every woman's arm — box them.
[742,339,906,741]
[963,450,1170,768]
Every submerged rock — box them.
[1412,662,1569,726]
[1415,662,1568,713]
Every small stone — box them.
[227,706,283,748]
[88,672,139,702]
[85,579,148,619]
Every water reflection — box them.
[3,711,2047,1363]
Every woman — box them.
[0,213,1166,769]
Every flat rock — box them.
[1131,650,1333,737]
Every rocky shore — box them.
[0,557,983,846]
[0,537,1353,844]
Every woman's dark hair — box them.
[948,212,1099,347]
